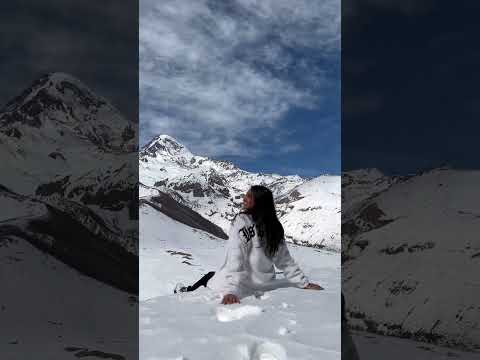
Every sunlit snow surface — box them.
[140,203,341,360]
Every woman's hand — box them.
[304,282,324,290]
[221,294,240,305]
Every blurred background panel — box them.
[342,1,480,358]
[0,1,139,359]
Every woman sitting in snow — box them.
[174,185,323,305]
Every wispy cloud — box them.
[140,0,340,156]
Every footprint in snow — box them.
[251,341,287,360]
[216,305,264,322]
[235,341,287,360]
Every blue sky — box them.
[140,0,340,177]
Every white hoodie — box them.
[208,213,310,298]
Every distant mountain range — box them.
[139,134,341,250]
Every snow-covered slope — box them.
[140,134,340,250]
[342,168,480,351]
[140,199,341,359]
[0,235,137,359]
[140,200,228,300]
[277,176,340,250]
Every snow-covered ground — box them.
[0,237,137,359]
[139,203,341,359]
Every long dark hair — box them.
[243,185,284,257]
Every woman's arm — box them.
[273,242,324,290]
[273,241,310,288]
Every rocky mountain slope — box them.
[139,134,340,250]
[342,167,480,351]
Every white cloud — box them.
[140,0,340,156]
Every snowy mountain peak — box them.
[2,72,106,116]
[141,134,194,160]
[0,72,136,151]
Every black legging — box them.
[186,271,215,292]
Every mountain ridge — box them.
[140,134,341,250]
